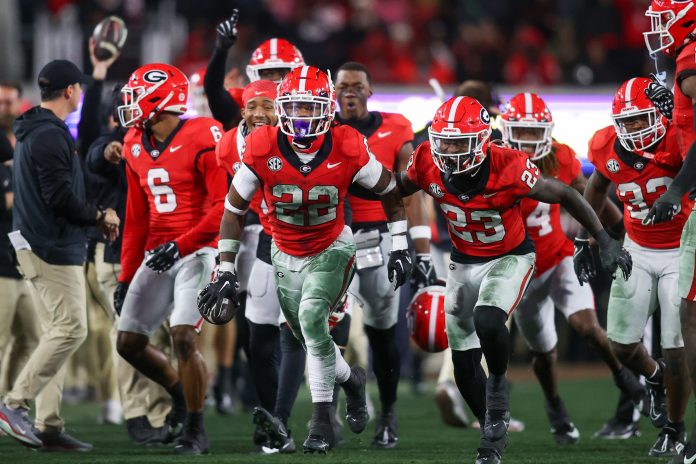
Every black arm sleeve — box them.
[0,132,13,163]
[204,46,240,130]
[33,134,98,225]
[77,79,104,157]
[86,132,122,177]
[665,108,696,196]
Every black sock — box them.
[474,306,510,376]
[166,381,185,411]
[215,365,233,393]
[364,325,400,414]
[666,420,685,436]
[452,349,487,424]
[275,324,306,426]
[185,410,205,431]
[248,321,280,412]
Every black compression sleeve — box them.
[203,46,240,130]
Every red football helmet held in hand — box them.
[500,92,554,160]
[611,77,668,153]
[644,0,696,57]
[246,38,305,83]
[118,63,189,128]
[428,96,492,175]
[408,282,448,353]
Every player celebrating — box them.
[334,61,434,448]
[112,63,227,455]
[395,96,632,464]
[580,77,692,458]
[198,65,412,453]
[500,92,645,445]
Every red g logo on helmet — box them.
[118,63,189,128]
[500,93,554,161]
[611,77,668,153]
[246,38,305,83]
[428,96,491,175]
[407,284,448,353]
[645,0,696,57]
[275,66,336,139]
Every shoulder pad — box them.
[588,126,615,158]
[245,125,275,158]
[381,112,412,130]
[335,125,364,159]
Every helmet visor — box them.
[429,128,490,174]
[276,95,334,138]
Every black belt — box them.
[351,221,388,234]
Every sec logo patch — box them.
[232,162,242,173]
[268,156,283,171]
[606,159,620,173]
[131,144,141,158]
[429,183,445,198]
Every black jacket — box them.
[12,107,97,265]
[0,164,20,278]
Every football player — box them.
[333,61,434,448]
[395,96,632,464]
[580,77,692,457]
[205,10,305,129]
[113,63,228,455]
[642,2,696,461]
[501,92,645,445]
[198,65,412,453]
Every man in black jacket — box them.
[0,59,119,451]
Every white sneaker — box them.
[100,399,123,425]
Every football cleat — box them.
[161,407,186,444]
[36,431,92,452]
[475,447,502,464]
[649,425,685,458]
[303,434,331,454]
[645,361,668,428]
[483,376,510,442]
[545,398,579,445]
[472,417,525,433]
[342,366,369,434]
[594,418,641,439]
[434,380,469,428]
[253,407,296,454]
[173,428,209,455]
[373,412,398,449]
[303,406,334,454]
[125,416,166,445]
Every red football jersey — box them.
[243,125,373,257]
[407,142,540,257]
[674,41,696,157]
[346,112,414,223]
[216,124,271,235]
[520,142,580,275]
[120,117,228,282]
[588,125,693,249]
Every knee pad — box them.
[473,305,507,338]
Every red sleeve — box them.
[174,149,227,256]
[405,144,423,186]
[509,150,541,197]
[216,128,238,177]
[119,163,150,283]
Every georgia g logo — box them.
[406,154,414,170]
[143,69,168,84]
[480,108,490,124]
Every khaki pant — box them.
[0,277,40,394]
[93,243,171,425]
[5,250,88,433]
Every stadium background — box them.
[0,0,679,462]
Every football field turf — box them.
[0,375,682,464]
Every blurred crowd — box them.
[0,0,656,86]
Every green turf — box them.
[0,376,683,463]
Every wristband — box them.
[409,225,432,240]
[218,239,241,254]
[225,197,248,215]
[376,176,397,195]
[219,261,236,273]
[387,220,408,236]
[392,234,408,251]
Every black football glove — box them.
[388,249,413,291]
[215,9,239,49]
[643,188,682,225]
[197,270,240,325]
[645,76,674,121]
[410,254,437,292]
[145,241,181,273]
[573,238,595,285]
[597,231,633,281]
[113,282,129,316]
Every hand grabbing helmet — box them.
[407,282,448,353]
[500,92,554,160]
[275,66,336,139]
[118,63,188,128]
[246,38,305,83]
[428,96,491,175]
[611,77,668,153]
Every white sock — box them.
[334,343,351,384]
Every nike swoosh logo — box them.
[483,192,497,198]
[170,145,182,152]
[327,162,341,169]
[377,131,391,138]
[685,452,696,464]
[255,91,265,95]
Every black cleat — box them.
[342,366,369,434]
[161,407,186,444]
[483,376,510,442]
[173,428,209,455]
[594,418,641,439]
[613,367,646,411]
[671,440,694,464]
[36,431,93,452]
[373,412,398,449]
[303,435,331,454]
[303,404,334,454]
[648,423,685,458]
[253,424,269,446]
[545,399,579,445]
[475,447,502,464]
[645,361,668,429]
[125,416,166,445]
[253,407,296,454]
